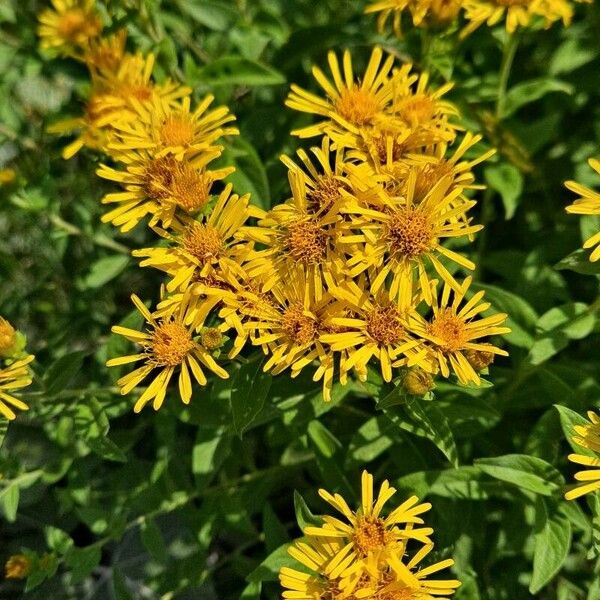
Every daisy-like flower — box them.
[38,0,102,57]
[409,276,510,385]
[302,471,434,581]
[0,355,34,421]
[321,276,429,383]
[83,29,128,77]
[340,170,482,307]
[97,150,233,232]
[242,168,346,299]
[285,47,397,140]
[564,411,600,501]
[107,291,229,413]
[108,95,238,162]
[132,185,253,293]
[225,267,343,401]
[460,0,573,36]
[366,0,463,36]
[565,158,600,262]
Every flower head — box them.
[409,277,510,384]
[4,554,32,580]
[107,291,229,413]
[38,0,102,56]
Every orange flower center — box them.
[170,164,211,214]
[281,305,318,345]
[353,516,389,556]
[306,175,344,212]
[367,306,405,346]
[160,114,196,148]
[151,321,194,366]
[0,318,16,356]
[396,95,436,127]
[142,156,178,200]
[57,9,101,41]
[182,223,223,263]
[386,207,435,259]
[200,328,224,351]
[428,309,468,353]
[286,219,327,264]
[335,86,380,126]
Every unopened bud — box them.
[5,554,31,580]
[200,327,224,351]
[403,367,435,396]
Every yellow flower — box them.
[408,276,510,385]
[565,158,600,262]
[322,276,429,382]
[0,317,17,359]
[366,0,462,36]
[38,0,102,56]
[340,169,482,307]
[107,291,229,413]
[83,29,128,77]
[132,185,253,293]
[0,355,34,421]
[97,152,233,232]
[4,554,32,579]
[302,471,434,582]
[565,411,600,501]
[108,95,238,162]
[285,47,396,140]
[219,266,343,401]
[0,169,16,185]
[49,52,191,160]
[461,0,573,36]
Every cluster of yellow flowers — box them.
[41,1,512,413]
[366,0,585,36]
[565,158,600,262]
[280,471,460,599]
[0,317,34,420]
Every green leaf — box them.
[528,303,596,365]
[555,249,600,275]
[246,543,293,583]
[388,398,458,466]
[262,503,289,553]
[502,78,573,118]
[307,420,340,458]
[484,163,523,219]
[0,419,7,450]
[550,37,598,75]
[177,0,237,31]
[0,482,19,522]
[192,426,231,480]
[530,502,572,593]
[476,454,563,496]
[293,490,320,532]
[87,436,127,462]
[45,526,73,555]
[64,545,101,584]
[195,56,285,87]
[82,255,129,289]
[112,569,135,600]
[240,581,262,600]
[140,518,167,561]
[229,358,272,437]
[43,350,86,395]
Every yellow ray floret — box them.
[565,411,600,500]
[38,0,102,57]
[366,0,462,36]
[565,158,600,262]
[461,0,574,36]
[107,291,229,413]
[408,276,510,385]
[0,355,34,421]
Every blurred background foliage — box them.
[0,0,599,598]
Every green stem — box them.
[474,187,495,280]
[496,33,519,120]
